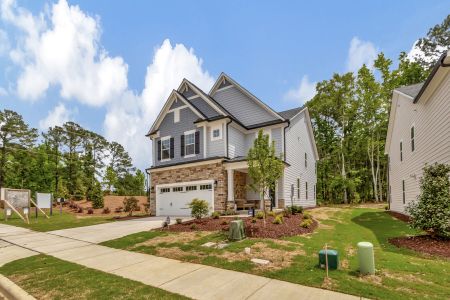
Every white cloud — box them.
[39,102,77,130]
[283,75,316,105]
[1,0,128,106]
[346,37,378,72]
[104,39,215,169]
[407,39,447,64]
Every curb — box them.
[0,274,36,300]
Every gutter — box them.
[414,52,449,103]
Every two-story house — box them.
[385,51,450,214]
[146,73,319,216]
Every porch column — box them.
[227,169,234,202]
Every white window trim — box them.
[184,130,196,158]
[160,136,171,162]
[211,124,223,141]
[174,109,180,123]
[410,124,415,153]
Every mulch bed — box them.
[389,235,450,258]
[387,211,411,223]
[163,213,317,239]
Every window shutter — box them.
[157,140,161,161]
[170,137,175,158]
[195,131,200,154]
[181,135,185,157]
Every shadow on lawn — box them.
[351,210,418,257]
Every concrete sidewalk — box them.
[0,223,362,300]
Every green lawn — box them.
[101,207,450,300]
[0,255,189,300]
[0,209,112,231]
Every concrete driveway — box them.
[49,216,190,243]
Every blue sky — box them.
[0,0,449,169]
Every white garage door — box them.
[156,180,214,216]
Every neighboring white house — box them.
[385,51,450,214]
[146,73,319,216]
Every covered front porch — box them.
[225,160,284,211]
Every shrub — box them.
[190,223,198,230]
[211,211,220,219]
[303,212,312,220]
[91,181,104,209]
[123,197,139,216]
[87,208,94,214]
[282,208,291,218]
[77,206,83,213]
[251,217,257,223]
[102,207,110,214]
[134,205,141,211]
[406,163,450,238]
[300,219,313,228]
[267,211,276,217]
[292,205,304,214]
[222,209,236,216]
[256,211,264,219]
[115,206,123,213]
[188,198,209,219]
[221,220,228,225]
[272,215,283,224]
[176,218,183,224]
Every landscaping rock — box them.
[244,247,251,254]
[251,258,270,265]
[201,242,217,248]
[217,243,229,249]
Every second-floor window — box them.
[185,132,195,156]
[305,182,308,199]
[305,153,307,168]
[161,138,171,160]
[410,126,415,152]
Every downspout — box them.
[283,120,290,161]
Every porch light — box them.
[214,180,218,188]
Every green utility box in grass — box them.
[319,249,339,270]
[228,219,246,241]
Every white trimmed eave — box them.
[178,79,227,117]
[148,90,205,135]
[385,93,399,155]
[290,107,319,160]
[209,73,285,122]
[416,63,450,105]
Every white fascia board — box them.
[385,93,399,155]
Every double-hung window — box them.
[185,132,195,156]
[400,141,403,162]
[161,138,170,160]
[297,178,300,199]
[305,153,308,168]
[402,180,406,204]
[305,182,308,200]
[410,126,415,152]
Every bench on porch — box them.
[235,199,257,210]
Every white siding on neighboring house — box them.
[388,72,450,214]
[283,111,317,207]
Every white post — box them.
[228,169,234,203]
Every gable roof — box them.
[209,73,285,122]
[394,83,424,99]
[177,79,226,117]
[278,106,305,120]
[146,90,206,136]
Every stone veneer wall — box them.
[149,162,227,215]
[233,171,247,200]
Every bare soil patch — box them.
[138,231,211,247]
[387,211,411,223]
[163,213,317,238]
[389,235,450,258]
[63,195,148,216]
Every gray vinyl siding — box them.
[283,111,317,208]
[388,72,450,214]
[153,107,203,166]
[212,86,278,127]
[182,87,196,99]
[206,124,225,157]
[169,99,184,109]
[228,125,246,158]
[189,96,221,118]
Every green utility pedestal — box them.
[318,249,339,270]
[358,241,375,275]
[228,219,246,241]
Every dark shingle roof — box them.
[277,106,304,120]
[395,83,424,99]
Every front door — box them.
[269,188,276,208]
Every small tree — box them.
[123,196,139,216]
[406,163,450,238]
[91,181,104,209]
[247,130,284,225]
[188,198,209,219]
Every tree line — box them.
[308,15,449,204]
[0,111,145,205]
